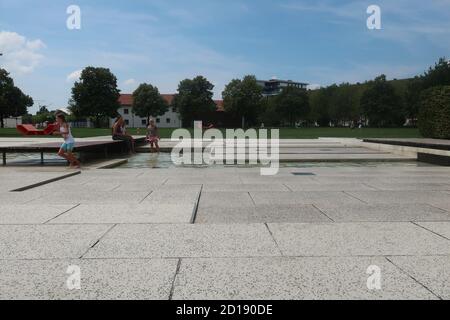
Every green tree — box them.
[173,76,216,127]
[0,69,14,127]
[70,66,120,127]
[402,58,450,127]
[21,113,33,124]
[422,57,450,89]
[404,76,423,126]
[132,83,168,125]
[418,86,450,139]
[4,86,33,120]
[309,85,338,127]
[275,86,309,127]
[33,105,54,124]
[328,83,360,126]
[258,96,282,127]
[222,75,263,128]
[0,69,34,128]
[36,105,50,115]
[360,75,405,127]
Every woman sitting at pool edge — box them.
[112,115,135,154]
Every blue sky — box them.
[1,0,450,113]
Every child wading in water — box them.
[147,119,160,153]
[54,113,80,168]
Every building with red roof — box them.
[113,93,224,128]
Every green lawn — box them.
[0,127,422,139]
[275,127,423,139]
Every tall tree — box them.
[173,76,216,127]
[132,84,168,125]
[223,75,263,128]
[33,105,54,124]
[0,69,33,128]
[309,85,338,127]
[402,58,450,127]
[259,96,282,127]
[36,105,50,115]
[404,76,423,125]
[70,66,120,127]
[0,69,14,127]
[275,86,310,127]
[329,83,361,126]
[422,57,450,89]
[360,75,405,127]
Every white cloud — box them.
[26,39,46,50]
[307,84,322,90]
[66,69,82,82]
[0,31,46,74]
[123,78,137,86]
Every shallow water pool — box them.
[118,153,435,169]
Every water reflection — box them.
[120,153,434,169]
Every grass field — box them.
[0,127,423,139]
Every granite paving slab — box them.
[315,203,450,222]
[416,222,450,240]
[267,222,450,256]
[388,256,450,300]
[195,205,331,224]
[249,191,363,206]
[0,224,112,259]
[50,204,194,224]
[172,257,437,300]
[0,205,76,224]
[199,192,255,208]
[0,258,178,300]
[84,224,280,259]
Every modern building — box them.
[113,94,224,128]
[256,79,308,96]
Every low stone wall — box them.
[361,141,450,158]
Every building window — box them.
[125,119,129,125]
[156,118,160,123]
[124,109,129,115]
[142,119,147,125]
[166,118,171,124]
[172,107,176,113]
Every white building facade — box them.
[111,94,182,128]
[3,117,22,128]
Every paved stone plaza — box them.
[0,140,449,300]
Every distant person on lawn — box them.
[147,119,160,153]
[112,116,135,154]
[54,113,80,168]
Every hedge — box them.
[418,86,450,139]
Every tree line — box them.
[65,59,449,130]
[1,58,449,137]
[307,58,450,130]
